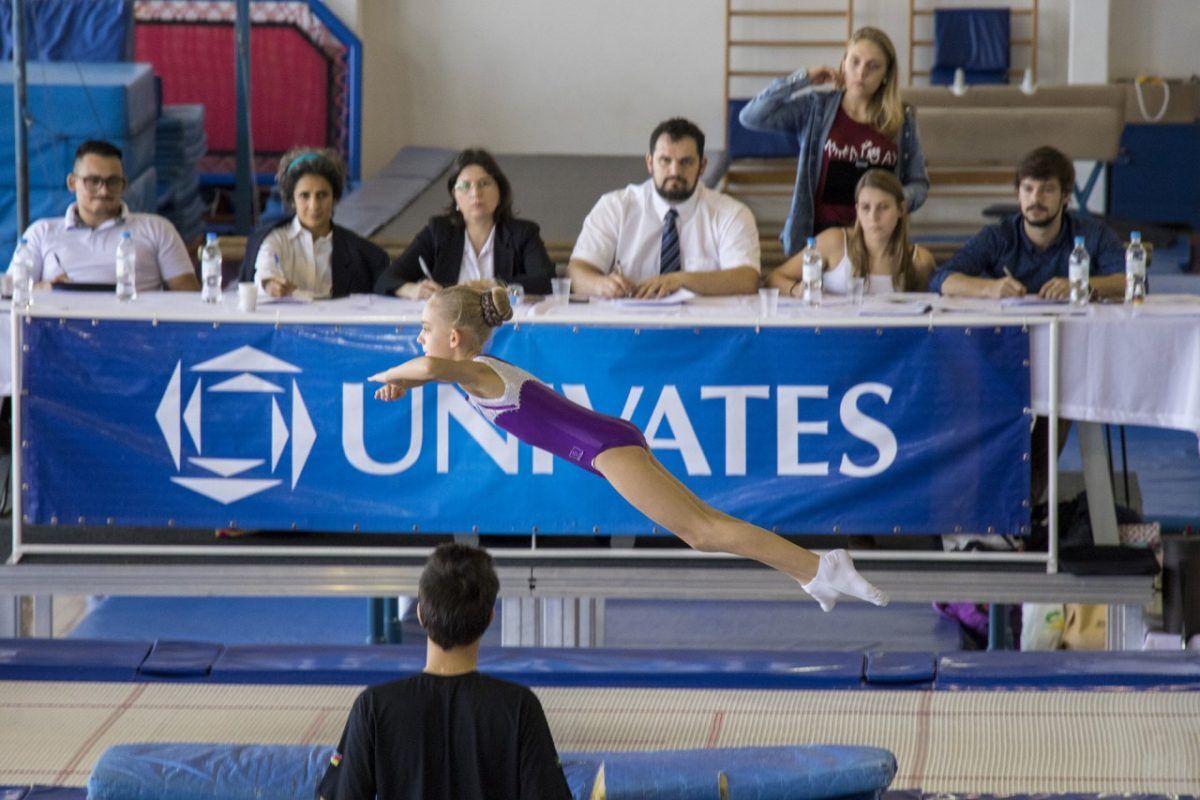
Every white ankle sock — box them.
[801,549,889,612]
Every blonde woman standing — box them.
[740,27,929,257]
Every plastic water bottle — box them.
[800,236,823,307]
[1067,235,1089,307]
[200,232,223,304]
[8,238,34,309]
[1124,231,1146,305]
[115,231,137,302]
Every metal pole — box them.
[233,0,256,234]
[10,304,24,565]
[1047,319,1059,574]
[12,0,29,235]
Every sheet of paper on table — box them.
[997,296,1086,315]
[608,288,696,307]
[856,298,933,316]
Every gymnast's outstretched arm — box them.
[369,356,503,400]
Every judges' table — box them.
[6,291,1199,562]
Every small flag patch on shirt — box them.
[330,753,343,767]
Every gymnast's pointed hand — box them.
[373,382,408,401]
[370,367,419,401]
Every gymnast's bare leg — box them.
[594,445,888,611]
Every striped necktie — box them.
[659,208,680,274]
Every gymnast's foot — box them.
[801,549,889,612]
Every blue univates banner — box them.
[22,319,1031,535]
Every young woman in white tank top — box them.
[767,169,935,297]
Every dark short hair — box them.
[649,118,705,160]
[1014,146,1075,193]
[74,140,123,164]
[418,543,499,649]
[444,148,513,227]
[276,147,347,206]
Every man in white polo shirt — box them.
[568,118,760,298]
[21,140,200,292]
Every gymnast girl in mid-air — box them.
[370,284,888,611]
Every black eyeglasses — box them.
[75,174,128,192]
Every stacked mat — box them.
[155,105,207,244]
[0,61,158,259]
[87,743,898,800]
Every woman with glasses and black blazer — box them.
[375,149,555,299]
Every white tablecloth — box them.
[5,291,1200,440]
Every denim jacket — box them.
[739,69,930,256]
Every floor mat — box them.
[3,681,1197,793]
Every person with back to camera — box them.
[767,169,935,297]
[317,542,572,799]
[248,147,389,299]
[739,27,929,257]
[369,285,889,612]
[374,149,556,300]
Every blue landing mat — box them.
[2,789,1194,800]
[67,597,376,645]
[9,637,1200,690]
[209,645,867,689]
[87,743,896,800]
[606,600,962,652]
[938,650,1200,689]
[70,598,958,653]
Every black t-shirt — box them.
[316,672,572,800]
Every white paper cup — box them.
[551,277,572,305]
[758,287,779,317]
[237,282,258,312]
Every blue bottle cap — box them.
[206,232,218,242]
[1130,231,1142,241]
[1074,236,1085,247]
[806,237,817,248]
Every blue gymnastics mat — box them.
[69,597,959,652]
[67,596,377,645]
[3,788,1194,800]
[87,743,898,800]
[8,636,1200,690]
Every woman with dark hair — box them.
[768,169,934,296]
[375,149,555,299]
[247,147,389,298]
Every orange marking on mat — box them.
[53,684,147,784]
[705,710,726,748]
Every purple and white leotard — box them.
[464,356,647,476]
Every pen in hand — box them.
[613,260,632,297]
[418,256,434,282]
